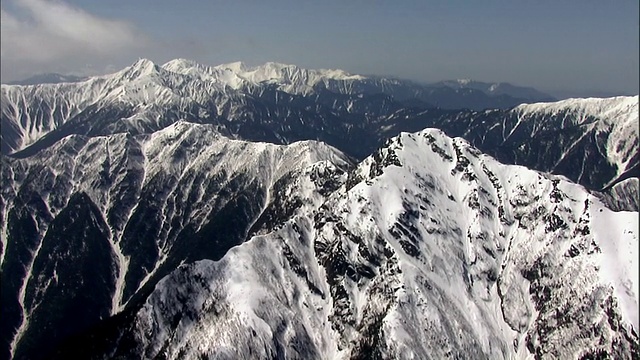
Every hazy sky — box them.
[1,0,638,95]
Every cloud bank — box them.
[1,0,152,81]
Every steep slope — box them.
[597,178,639,211]
[0,121,352,360]
[513,97,638,186]
[188,61,551,109]
[51,129,638,359]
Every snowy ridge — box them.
[164,59,368,95]
[514,96,639,181]
[2,58,639,359]
[6,73,87,86]
[1,58,370,153]
[213,61,366,88]
[1,59,223,152]
[0,122,352,359]
[117,128,638,359]
[1,59,564,153]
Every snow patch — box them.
[591,199,639,331]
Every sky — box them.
[1,0,638,96]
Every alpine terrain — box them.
[0,59,638,360]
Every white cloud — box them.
[1,0,152,81]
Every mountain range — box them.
[2,61,555,110]
[0,59,638,359]
[2,60,636,191]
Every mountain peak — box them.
[120,58,159,79]
[215,61,249,73]
[161,58,200,73]
[131,58,156,69]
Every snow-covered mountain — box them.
[0,59,554,154]
[0,58,378,154]
[373,96,639,196]
[0,121,351,359]
[1,59,637,196]
[44,128,639,359]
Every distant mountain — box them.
[433,79,555,102]
[3,60,553,110]
[5,73,87,86]
[1,59,636,194]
